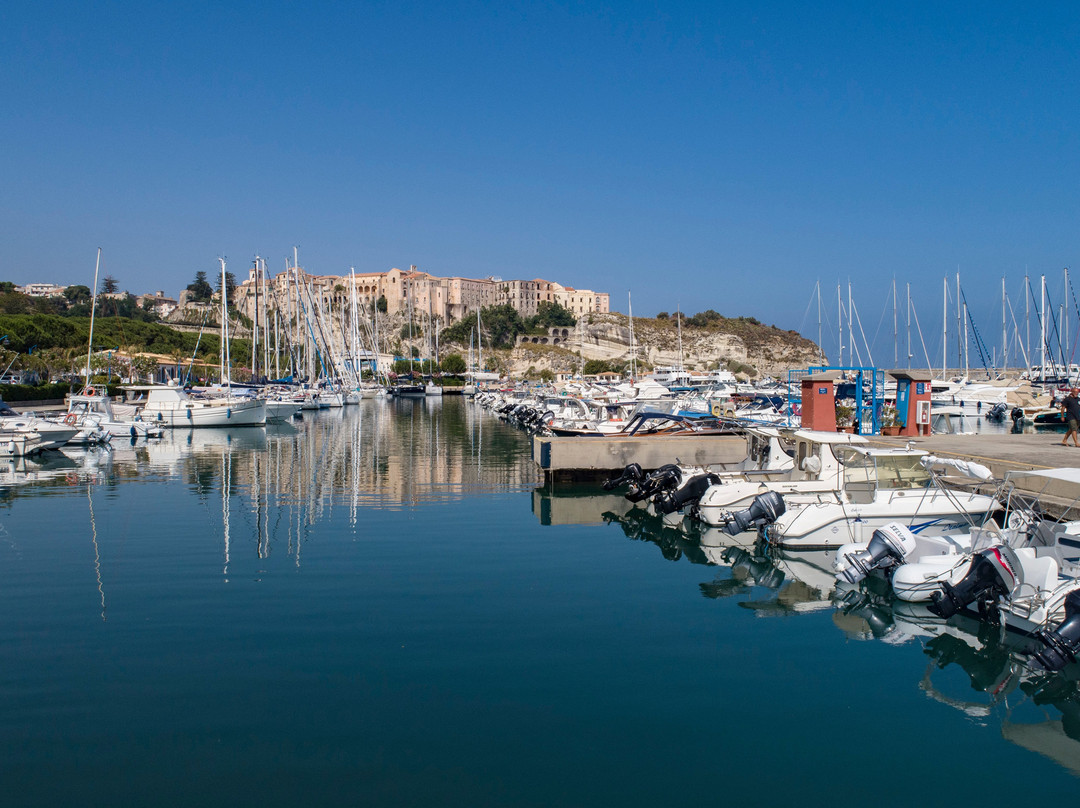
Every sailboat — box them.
[135,259,266,427]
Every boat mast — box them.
[1041,273,1047,382]
[956,270,963,377]
[906,282,912,370]
[941,275,947,380]
[892,278,898,367]
[837,282,843,366]
[1065,267,1071,383]
[85,247,102,388]
[219,257,231,388]
[815,280,823,365]
[252,255,260,382]
[1001,275,1007,374]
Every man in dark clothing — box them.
[1061,388,1080,446]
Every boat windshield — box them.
[876,455,931,490]
[838,449,930,499]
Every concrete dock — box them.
[868,432,1080,477]
[532,433,746,484]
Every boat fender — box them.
[186,409,192,419]
[157,411,163,421]
[130,425,137,438]
[226,408,232,419]
[64,413,78,426]
[6,440,14,455]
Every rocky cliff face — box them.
[503,313,821,378]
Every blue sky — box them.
[3,2,1079,365]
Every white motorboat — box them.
[62,389,164,439]
[756,447,1000,549]
[696,428,867,527]
[132,383,267,427]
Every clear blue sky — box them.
[3,2,1079,366]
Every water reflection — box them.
[570,493,1080,776]
[0,398,537,571]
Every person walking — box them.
[1061,388,1080,446]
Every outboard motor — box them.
[835,523,919,585]
[627,464,682,503]
[985,402,1007,422]
[654,472,722,515]
[723,491,786,536]
[1031,590,1080,672]
[928,545,1022,619]
[603,463,644,491]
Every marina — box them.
[2,397,1080,806]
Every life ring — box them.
[85,387,96,397]
[64,413,78,426]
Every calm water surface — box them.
[1,396,1077,806]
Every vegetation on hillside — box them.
[440,301,577,349]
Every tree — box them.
[215,271,237,301]
[0,282,15,294]
[64,285,92,305]
[187,271,213,301]
[376,295,388,313]
[101,276,119,295]
[656,312,669,320]
[440,353,467,374]
[528,300,576,329]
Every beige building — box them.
[233,264,609,325]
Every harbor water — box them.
[1,396,1077,806]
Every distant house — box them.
[17,282,66,298]
[137,290,178,319]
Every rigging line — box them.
[959,287,991,373]
[868,280,895,356]
[850,297,875,366]
[909,299,934,370]
[1005,296,1031,369]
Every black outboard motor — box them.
[603,463,644,491]
[627,464,682,503]
[723,491,786,536]
[835,523,918,585]
[985,402,1007,422]
[1031,590,1080,672]
[928,545,1022,619]
[654,472,722,515]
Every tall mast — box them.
[956,271,963,376]
[942,275,947,379]
[219,257,231,387]
[1065,267,1071,382]
[1001,275,1007,374]
[1041,273,1047,381]
[676,303,683,372]
[85,247,102,388]
[816,280,823,364]
[906,282,912,370]
[838,283,843,366]
[892,278,898,366]
[252,255,260,382]
[847,282,854,366]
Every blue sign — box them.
[818,387,827,395]
[916,382,925,395]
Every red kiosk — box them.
[890,370,933,437]
[800,371,841,432]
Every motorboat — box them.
[749,447,1000,549]
[61,388,164,439]
[132,383,267,427]
[696,428,868,527]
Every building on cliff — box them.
[231,263,609,325]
